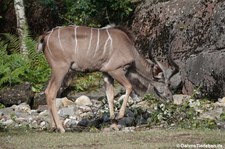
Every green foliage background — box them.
[38,0,134,27]
[0,0,135,91]
[0,33,50,91]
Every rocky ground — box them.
[1,93,225,132]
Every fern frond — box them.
[0,33,20,53]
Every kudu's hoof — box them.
[49,127,65,133]
[59,129,66,133]
[110,123,122,131]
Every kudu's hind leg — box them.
[45,68,68,133]
[45,77,56,129]
[108,68,132,119]
[103,74,115,120]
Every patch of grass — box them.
[0,128,224,149]
[0,103,5,109]
[73,72,103,92]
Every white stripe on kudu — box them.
[87,28,93,54]
[107,29,112,48]
[94,29,100,56]
[46,29,54,57]
[74,26,78,55]
[102,29,112,56]
[58,27,66,52]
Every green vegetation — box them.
[0,103,5,109]
[144,95,218,129]
[0,33,50,91]
[73,72,103,92]
[0,0,136,92]
[40,0,135,27]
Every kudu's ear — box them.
[152,64,163,79]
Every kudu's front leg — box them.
[108,68,132,119]
[104,74,115,120]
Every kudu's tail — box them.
[36,35,45,53]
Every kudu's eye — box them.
[167,81,171,87]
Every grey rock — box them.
[58,107,75,118]
[64,118,78,128]
[77,119,89,127]
[132,0,225,99]
[75,95,92,106]
[0,83,34,107]
[37,105,48,113]
[33,92,46,109]
[118,117,136,127]
[1,119,14,126]
[173,94,191,105]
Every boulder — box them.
[33,92,46,109]
[0,83,34,107]
[132,0,225,99]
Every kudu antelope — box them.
[37,25,178,133]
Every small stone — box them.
[15,117,26,123]
[40,121,49,130]
[118,95,133,106]
[200,107,223,120]
[30,120,38,129]
[132,100,150,110]
[79,112,93,118]
[14,103,31,114]
[40,121,46,127]
[64,118,78,128]
[62,97,74,107]
[58,107,75,118]
[2,119,14,126]
[75,95,92,106]
[121,126,135,132]
[77,119,89,127]
[39,110,49,117]
[78,105,92,112]
[173,94,190,105]
[56,98,64,109]
[110,123,121,131]
[217,97,225,107]
[118,117,135,127]
[37,105,48,113]
[102,127,111,132]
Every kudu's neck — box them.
[126,50,157,95]
[134,51,153,80]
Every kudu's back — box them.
[38,25,136,72]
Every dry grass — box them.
[0,128,225,149]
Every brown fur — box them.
[37,25,178,133]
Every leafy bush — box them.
[73,72,102,92]
[24,34,50,92]
[144,95,218,129]
[0,33,50,91]
[39,0,135,27]
[0,38,25,86]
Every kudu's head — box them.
[148,48,179,102]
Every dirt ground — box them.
[0,128,225,149]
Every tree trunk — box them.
[14,0,28,55]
